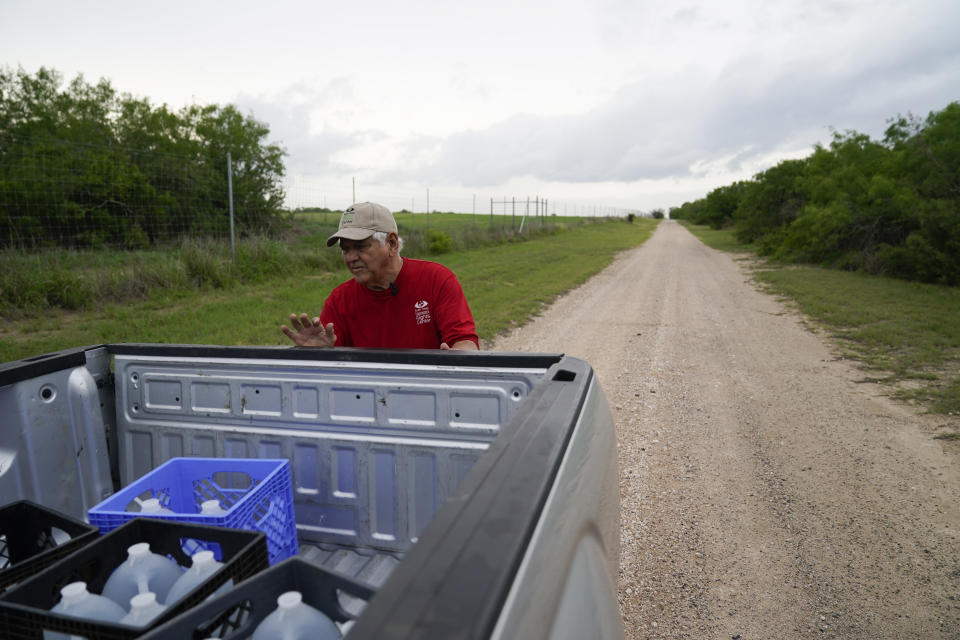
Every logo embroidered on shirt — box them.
[414,300,431,325]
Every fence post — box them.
[490,197,493,226]
[227,151,236,261]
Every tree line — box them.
[0,67,287,248]
[671,102,960,285]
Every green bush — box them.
[426,229,453,254]
[0,67,287,250]
[1,263,94,312]
[676,101,960,285]
[180,239,233,288]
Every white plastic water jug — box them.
[139,498,175,515]
[101,542,183,610]
[119,592,167,627]
[44,581,125,640]
[199,499,227,515]
[250,591,341,640]
[164,550,231,605]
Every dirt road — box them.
[490,220,960,639]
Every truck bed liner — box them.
[111,345,551,555]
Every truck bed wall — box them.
[0,346,115,520]
[112,348,548,553]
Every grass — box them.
[682,222,960,416]
[0,216,658,361]
[676,220,753,253]
[442,221,658,339]
[0,212,598,315]
[0,237,340,314]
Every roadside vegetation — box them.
[0,66,286,248]
[1,212,608,315]
[0,216,658,361]
[683,222,960,419]
[671,101,960,286]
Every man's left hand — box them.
[281,313,337,347]
[440,340,479,351]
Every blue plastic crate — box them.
[88,457,297,565]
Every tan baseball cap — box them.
[326,202,398,247]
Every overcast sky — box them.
[2,0,958,213]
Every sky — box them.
[2,0,958,214]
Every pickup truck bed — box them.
[0,344,622,639]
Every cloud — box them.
[234,79,376,176]
[375,5,960,189]
[219,0,959,202]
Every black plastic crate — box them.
[140,557,376,639]
[0,500,99,594]
[0,517,269,639]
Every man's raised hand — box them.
[281,313,337,347]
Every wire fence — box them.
[284,174,640,219]
[0,132,288,250]
[1,134,643,250]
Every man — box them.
[281,202,479,350]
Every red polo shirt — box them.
[319,258,478,349]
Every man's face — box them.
[339,236,393,288]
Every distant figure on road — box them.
[281,202,479,350]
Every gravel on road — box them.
[489,220,960,639]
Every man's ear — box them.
[388,232,400,252]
